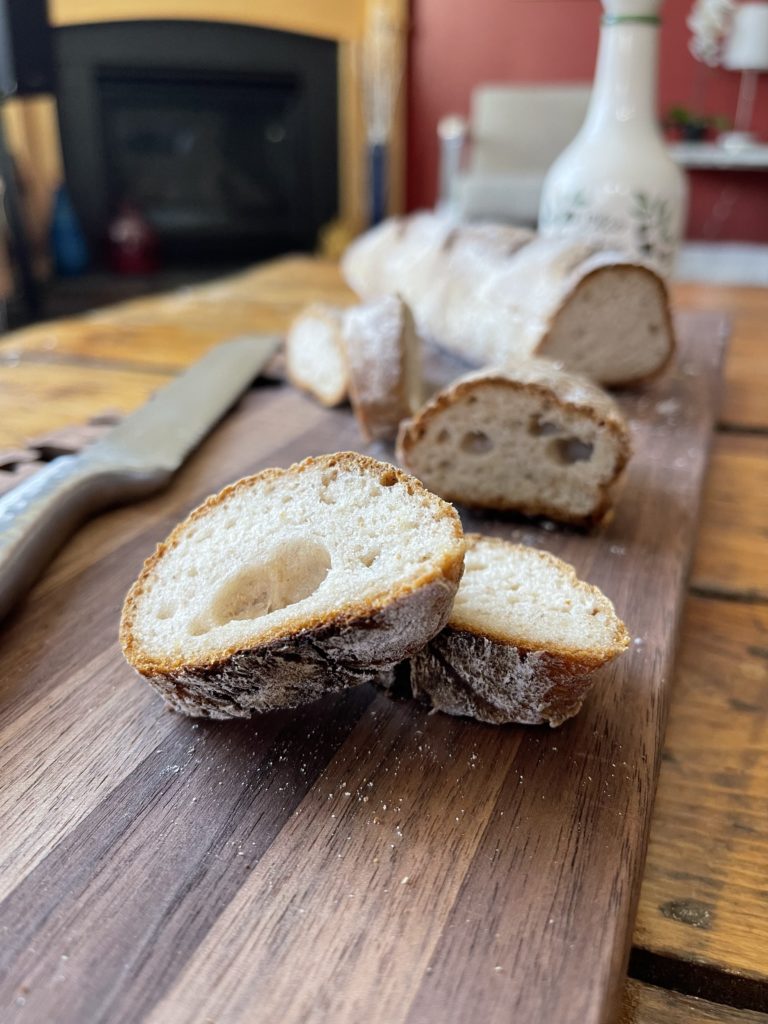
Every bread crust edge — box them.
[120,453,466,682]
[396,373,632,527]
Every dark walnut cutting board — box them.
[0,312,727,1024]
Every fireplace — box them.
[54,21,338,264]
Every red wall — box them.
[407,0,768,241]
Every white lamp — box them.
[721,2,768,149]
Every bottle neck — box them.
[583,19,660,134]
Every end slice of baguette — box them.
[344,295,423,442]
[285,304,349,407]
[396,359,631,526]
[408,534,630,727]
[120,452,465,719]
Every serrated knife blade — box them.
[0,333,280,622]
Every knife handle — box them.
[0,455,170,623]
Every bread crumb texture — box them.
[120,453,465,719]
[409,534,630,727]
[397,360,631,525]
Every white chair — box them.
[437,84,592,226]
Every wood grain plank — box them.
[621,980,768,1023]
[0,258,355,371]
[147,699,519,1024]
[1,315,289,372]
[0,317,726,1024]
[634,595,768,980]
[720,316,768,433]
[0,361,172,448]
[0,691,373,1023]
[672,284,768,432]
[691,434,768,601]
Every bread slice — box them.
[406,534,630,727]
[285,304,349,406]
[344,295,423,442]
[341,213,675,387]
[120,453,465,719]
[396,359,631,526]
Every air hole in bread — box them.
[223,518,236,529]
[379,469,398,486]
[191,540,332,634]
[460,430,493,455]
[187,567,198,578]
[359,548,380,568]
[528,415,560,437]
[549,437,594,465]
[156,604,175,620]
[319,490,336,505]
[436,429,450,444]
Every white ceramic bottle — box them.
[538,0,687,277]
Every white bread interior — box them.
[408,534,630,727]
[397,360,631,525]
[120,453,465,718]
[285,303,349,406]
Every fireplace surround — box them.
[55,20,338,262]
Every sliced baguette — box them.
[120,453,465,719]
[407,534,630,727]
[341,213,674,387]
[344,295,423,442]
[396,359,631,526]
[285,303,349,407]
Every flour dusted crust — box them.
[407,535,630,727]
[120,453,465,719]
[410,630,603,727]
[344,295,422,442]
[341,213,675,387]
[396,360,631,526]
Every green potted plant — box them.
[664,106,729,141]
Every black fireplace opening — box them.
[55,21,338,265]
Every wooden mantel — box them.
[48,0,366,40]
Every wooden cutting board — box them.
[0,312,727,1024]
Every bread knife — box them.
[0,334,279,622]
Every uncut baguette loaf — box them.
[341,213,674,387]
[120,453,465,719]
[344,295,423,441]
[406,534,630,727]
[396,359,631,526]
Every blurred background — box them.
[0,0,765,327]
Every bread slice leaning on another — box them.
[406,534,630,727]
[344,295,423,442]
[397,359,631,526]
[120,453,465,719]
[285,303,349,407]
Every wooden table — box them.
[0,260,766,1023]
